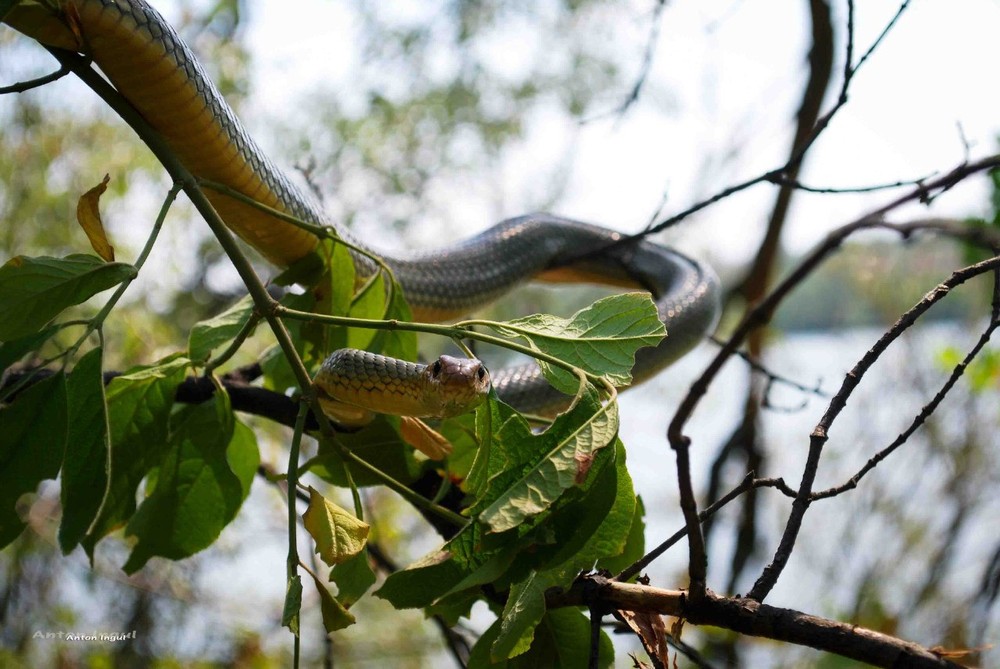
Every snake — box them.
[4,0,721,419]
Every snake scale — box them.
[5,0,720,418]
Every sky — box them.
[229,0,1000,266]
[6,0,999,269]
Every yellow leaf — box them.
[308,571,356,632]
[76,174,115,261]
[302,486,369,567]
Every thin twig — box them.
[747,252,1000,602]
[812,276,1000,501]
[617,474,794,583]
[766,172,935,194]
[708,335,828,400]
[0,62,72,94]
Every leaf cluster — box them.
[0,203,662,666]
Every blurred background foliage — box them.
[1,0,998,667]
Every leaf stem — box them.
[276,305,603,386]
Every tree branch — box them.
[547,575,966,669]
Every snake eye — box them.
[431,360,442,377]
[477,367,486,382]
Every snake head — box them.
[423,354,491,418]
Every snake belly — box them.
[4,0,721,416]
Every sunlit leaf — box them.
[301,241,357,364]
[76,173,115,261]
[345,269,417,361]
[489,443,633,660]
[302,486,369,567]
[491,292,664,393]
[596,495,646,576]
[188,294,256,364]
[227,419,260,499]
[0,254,136,341]
[346,271,386,352]
[475,388,619,533]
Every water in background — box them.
[618,321,1000,666]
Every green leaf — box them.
[59,348,110,553]
[227,419,260,499]
[344,269,417,361]
[376,548,468,609]
[1,1,24,24]
[492,292,664,394]
[310,570,356,632]
[470,603,614,668]
[347,271,387,351]
[523,608,614,668]
[475,387,620,533]
[0,371,67,547]
[122,390,246,573]
[82,355,189,557]
[300,241,357,365]
[272,248,326,287]
[0,254,136,342]
[441,410,484,481]
[330,551,376,609]
[363,274,417,362]
[324,241,356,322]
[188,294,256,364]
[490,442,636,659]
[302,486,370,567]
[464,390,496,496]
[261,292,314,392]
[283,574,303,636]
[596,494,646,576]
[302,416,421,488]
[531,441,634,573]
[0,324,60,373]
[491,567,572,660]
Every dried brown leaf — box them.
[76,174,114,261]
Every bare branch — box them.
[0,62,72,94]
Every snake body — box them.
[5,0,720,417]
[315,349,491,426]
